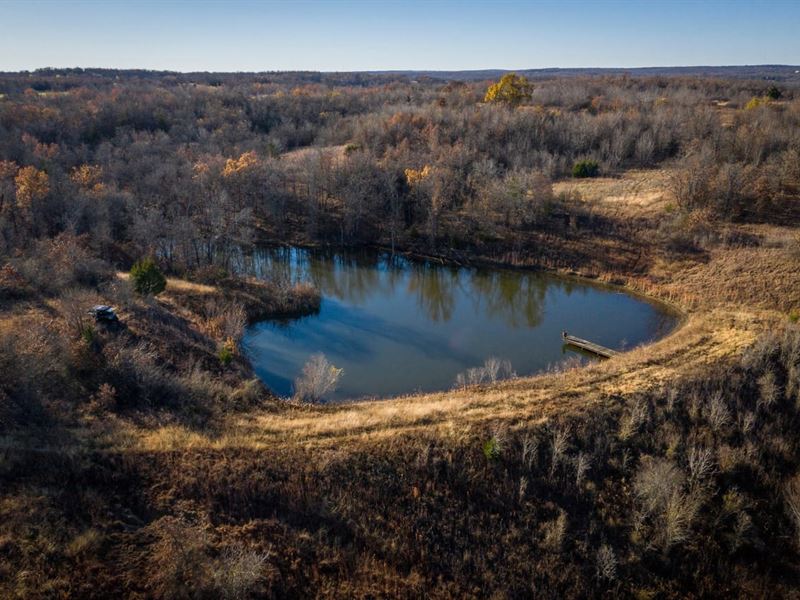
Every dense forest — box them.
[1,69,800,598]
[1,69,798,273]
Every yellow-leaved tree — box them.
[222,151,259,178]
[484,73,533,107]
[69,164,105,194]
[404,165,432,186]
[14,166,50,209]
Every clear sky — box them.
[0,0,798,72]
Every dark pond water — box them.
[242,247,677,401]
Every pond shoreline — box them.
[248,238,686,334]
[243,243,680,401]
[252,229,687,321]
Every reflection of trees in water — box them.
[407,264,562,327]
[406,263,459,322]
[252,248,409,304]
[248,246,302,284]
[466,270,550,328]
[250,247,586,329]
[308,253,383,304]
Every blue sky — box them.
[0,0,798,72]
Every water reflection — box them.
[242,247,678,401]
[407,264,458,322]
[245,248,554,327]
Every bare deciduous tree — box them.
[596,544,618,581]
[293,353,343,403]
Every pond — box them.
[242,247,678,402]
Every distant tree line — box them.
[0,71,798,272]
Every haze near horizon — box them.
[1,0,798,72]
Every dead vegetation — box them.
[2,166,798,597]
[3,324,799,597]
[1,71,800,597]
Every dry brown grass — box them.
[117,271,216,295]
[129,307,762,451]
[553,169,673,218]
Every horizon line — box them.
[2,64,799,76]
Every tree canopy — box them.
[484,73,534,106]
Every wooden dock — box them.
[561,331,618,358]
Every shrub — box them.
[483,436,501,461]
[59,287,95,339]
[454,367,487,388]
[757,370,780,409]
[766,85,782,100]
[0,264,31,299]
[633,457,702,551]
[784,474,800,547]
[596,545,618,581]
[81,324,95,345]
[618,398,650,440]
[482,357,515,383]
[211,546,270,600]
[147,517,212,598]
[204,301,247,342]
[130,257,166,296]
[634,457,684,516]
[687,446,716,485]
[218,337,236,367]
[745,96,769,110]
[88,383,117,412]
[65,529,104,559]
[575,452,592,486]
[572,160,599,178]
[293,353,342,403]
[454,357,515,388]
[102,340,180,408]
[541,509,568,552]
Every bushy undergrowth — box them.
[172,327,796,597]
[3,328,799,597]
[12,234,113,295]
[0,262,271,434]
